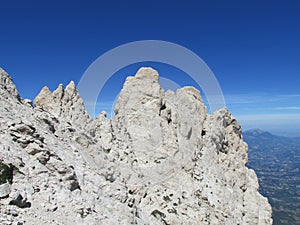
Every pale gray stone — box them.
[0,183,11,198]
[0,67,272,224]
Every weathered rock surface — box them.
[0,67,272,224]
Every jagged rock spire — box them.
[34,81,92,129]
[0,67,21,101]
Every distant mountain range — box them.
[244,129,300,143]
[244,129,300,225]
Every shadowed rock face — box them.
[0,67,272,225]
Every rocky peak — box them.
[0,68,21,101]
[65,81,77,97]
[34,81,92,130]
[135,67,159,79]
[114,67,163,115]
[34,86,52,110]
[0,67,272,225]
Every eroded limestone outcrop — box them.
[0,67,272,224]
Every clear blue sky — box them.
[1,0,299,136]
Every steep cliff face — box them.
[0,67,272,225]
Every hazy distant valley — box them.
[244,129,300,225]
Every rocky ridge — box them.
[0,67,272,224]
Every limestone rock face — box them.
[0,68,21,101]
[0,67,272,225]
[34,81,92,131]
